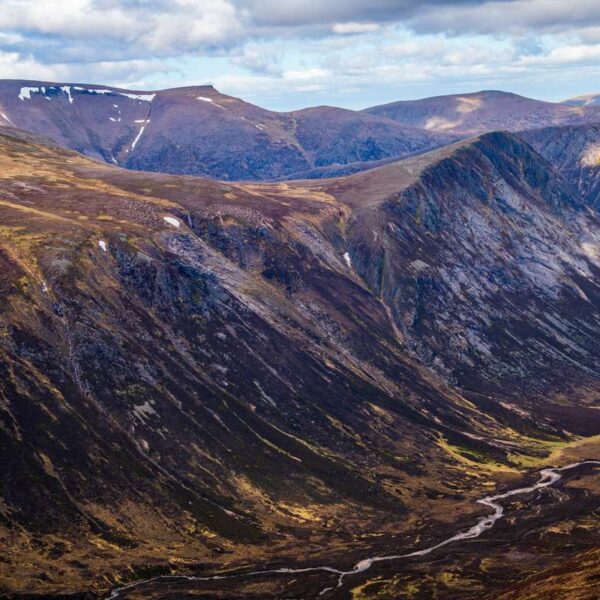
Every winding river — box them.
[106,460,600,599]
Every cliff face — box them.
[338,132,600,417]
[521,122,600,211]
[0,128,520,595]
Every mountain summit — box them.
[365,90,600,135]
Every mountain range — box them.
[2,81,600,181]
[1,82,600,599]
[0,80,456,181]
[366,89,600,135]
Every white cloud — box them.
[232,44,282,74]
[139,0,243,52]
[283,67,329,81]
[0,51,67,80]
[0,0,137,39]
[0,49,169,88]
[410,0,600,36]
[525,43,600,65]
[0,0,243,54]
[332,22,381,34]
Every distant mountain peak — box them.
[365,89,600,136]
[0,78,454,181]
[563,92,600,106]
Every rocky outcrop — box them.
[0,129,518,595]
[338,132,600,414]
[521,122,600,210]
[1,127,600,596]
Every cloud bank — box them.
[0,1,599,109]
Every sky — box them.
[1,0,600,111]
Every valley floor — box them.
[108,437,600,599]
[4,436,598,600]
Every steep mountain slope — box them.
[365,90,600,136]
[0,80,453,181]
[521,122,600,210]
[0,127,599,598]
[311,132,600,420]
[285,106,457,177]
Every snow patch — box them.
[60,85,73,104]
[19,85,156,104]
[197,96,225,108]
[1,113,15,127]
[163,216,181,228]
[343,252,352,267]
[18,86,42,100]
[122,92,155,102]
[98,240,107,252]
[73,87,155,102]
[130,125,146,151]
[74,86,110,94]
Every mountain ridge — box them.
[520,121,600,210]
[364,90,600,136]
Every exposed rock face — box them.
[0,80,453,181]
[365,90,600,136]
[521,123,600,210]
[326,132,600,414]
[0,128,516,595]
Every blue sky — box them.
[1,1,600,110]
